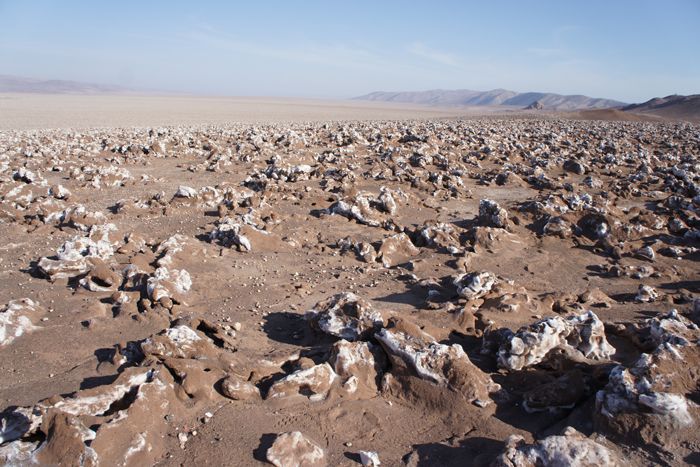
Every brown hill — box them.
[623,94,700,122]
[354,89,626,110]
[564,108,664,122]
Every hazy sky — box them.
[1,0,698,102]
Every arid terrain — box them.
[0,94,480,131]
[0,100,699,466]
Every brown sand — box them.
[0,105,698,466]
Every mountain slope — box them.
[622,94,700,122]
[353,89,625,110]
[0,75,134,94]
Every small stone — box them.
[635,284,658,303]
[634,245,655,262]
[563,159,586,175]
[178,432,188,448]
[220,374,260,400]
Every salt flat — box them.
[0,94,495,130]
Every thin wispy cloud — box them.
[184,26,386,71]
[526,47,564,58]
[552,25,581,43]
[408,42,461,67]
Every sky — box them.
[0,0,698,102]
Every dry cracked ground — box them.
[0,118,699,466]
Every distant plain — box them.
[0,94,500,130]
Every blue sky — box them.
[0,0,698,102]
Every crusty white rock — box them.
[266,363,338,401]
[307,293,384,341]
[0,299,44,348]
[492,427,619,467]
[266,431,326,467]
[454,271,497,299]
[498,311,615,370]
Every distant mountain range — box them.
[0,75,135,94]
[353,89,626,111]
[622,94,700,121]
[2,74,696,122]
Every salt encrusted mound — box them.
[307,293,384,341]
[376,322,500,407]
[78,257,123,292]
[328,339,387,397]
[174,185,198,198]
[634,284,658,303]
[266,363,338,401]
[0,299,45,348]
[266,164,315,182]
[154,233,196,268]
[497,311,615,371]
[146,266,192,302]
[2,318,240,464]
[12,167,42,184]
[542,216,572,238]
[73,164,132,189]
[140,319,236,360]
[478,199,509,228]
[563,158,587,175]
[454,271,497,299]
[244,164,315,191]
[597,355,694,426]
[266,431,326,467]
[220,374,260,400]
[209,217,252,251]
[328,197,381,227]
[37,223,119,281]
[141,324,205,359]
[326,188,400,227]
[170,184,254,208]
[60,205,109,231]
[377,233,419,267]
[0,368,175,466]
[36,227,195,306]
[595,310,700,442]
[492,427,619,467]
[355,241,377,263]
[416,222,463,254]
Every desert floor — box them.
[0,97,698,466]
